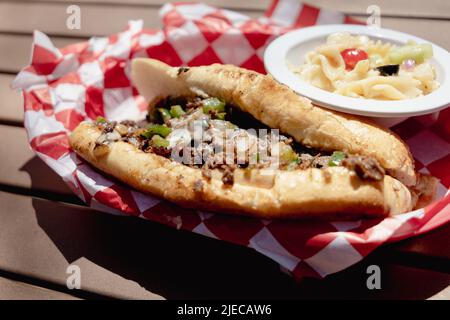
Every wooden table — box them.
[0,0,449,300]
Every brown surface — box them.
[0,277,80,300]
[0,191,163,300]
[0,74,22,125]
[0,0,448,300]
[0,125,73,196]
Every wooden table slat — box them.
[0,74,23,125]
[0,276,80,300]
[27,0,450,19]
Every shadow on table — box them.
[22,156,450,299]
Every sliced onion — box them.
[166,128,192,148]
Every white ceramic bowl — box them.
[264,25,450,127]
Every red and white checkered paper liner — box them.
[12,1,450,279]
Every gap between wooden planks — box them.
[0,276,80,300]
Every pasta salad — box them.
[289,32,440,100]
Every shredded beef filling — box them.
[221,166,235,186]
[342,156,385,181]
[149,146,172,158]
[94,96,385,185]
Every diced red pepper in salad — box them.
[341,48,369,71]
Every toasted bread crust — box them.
[132,58,416,187]
[69,122,413,219]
